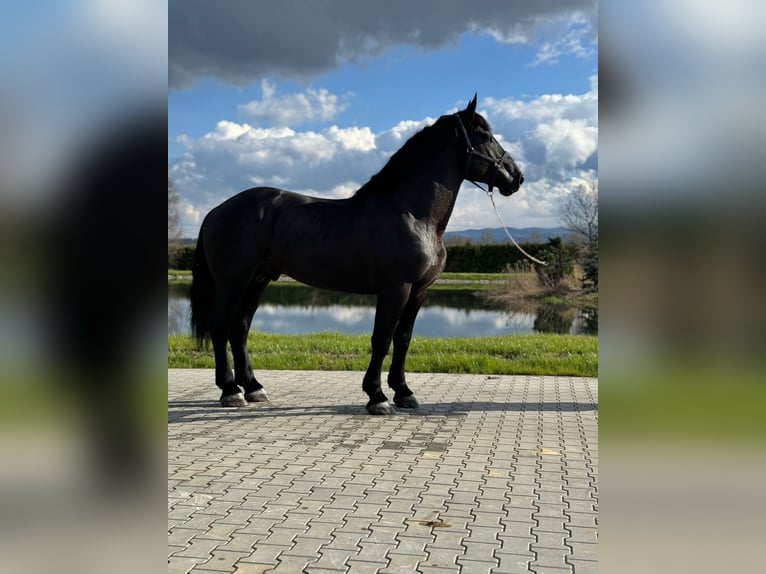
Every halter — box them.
[454,112,509,194]
[454,113,547,266]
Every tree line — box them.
[169,179,597,292]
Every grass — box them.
[169,270,506,281]
[168,270,533,291]
[168,332,597,377]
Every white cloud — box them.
[326,125,376,152]
[528,13,597,66]
[181,202,201,224]
[239,80,350,126]
[375,119,434,152]
[171,80,597,237]
[484,77,598,174]
[476,79,597,230]
[327,182,361,199]
[534,118,598,170]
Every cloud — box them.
[169,0,597,89]
[484,75,598,176]
[169,120,387,234]
[239,80,350,126]
[475,76,597,228]
[171,78,597,237]
[528,11,597,66]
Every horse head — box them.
[456,93,524,196]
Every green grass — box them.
[169,270,507,280]
[438,272,511,281]
[168,271,517,290]
[168,333,597,377]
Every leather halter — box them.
[454,113,509,194]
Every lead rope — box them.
[487,190,548,266]
[455,112,546,266]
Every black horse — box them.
[190,95,524,414]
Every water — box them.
[168,283,597,337]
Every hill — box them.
[178,227,572,246]
[444,226,571,245]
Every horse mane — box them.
[354,114,456,198]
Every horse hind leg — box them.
[230,278,270,403]
[211,280,252,407]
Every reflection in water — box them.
[168,283,597,337]
[534,305,577,334]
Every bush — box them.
[170,245,195,270]
[444,243,547,273]
[533,237,576,289]
[582,237,598,291]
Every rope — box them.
[487,191,548,266]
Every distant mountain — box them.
[444,227,571,245]
[179,227,571,246]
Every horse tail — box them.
[189,230,214,346]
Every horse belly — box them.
[269,218,377,293]
[276,250,376,293]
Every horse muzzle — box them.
[496,168,524,196]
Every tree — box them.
[168,177,181,267]
[561,182,598,246]
[534,237,576,289]
[561,183,598,291]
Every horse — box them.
[189,94,524,415]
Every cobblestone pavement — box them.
[169,369,598,574]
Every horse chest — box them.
[401,222,444,275]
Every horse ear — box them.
[465,93,478,119]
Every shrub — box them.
[170,245,195,270]
[533,237,576,289]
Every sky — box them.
[168,1,598,238]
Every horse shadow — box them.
[168,398,597,424]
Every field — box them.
[168,332,597,377]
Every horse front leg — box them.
[363,284,411,415]
[388,288,428,409]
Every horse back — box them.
[200,186,445,294]
[199,187,293,280]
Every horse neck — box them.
[391,146,464,233]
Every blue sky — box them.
[169,2,598,238]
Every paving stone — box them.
[531,545,572,569]
[169,370,598,574]
[567,558,598,574]
[263,554,317,573]
[345,560,391,574]
[234,543,290,567]
[454,558,498,573]
[567,540,597,561]
[172,537,223,559]
[380,551,428,572]
[491,552,534,574]
[168,555,208,574]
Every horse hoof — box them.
[245,389,269,402]
[220,392,247,407]
[367,401,395,415]
[394,395,419,409]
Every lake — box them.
[168,282,597,338]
